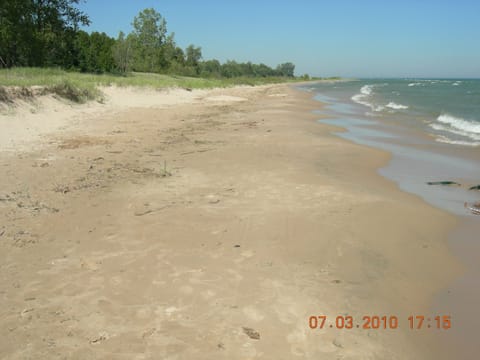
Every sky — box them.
[77,0,480,78]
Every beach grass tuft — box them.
[47,81,101,103]
[0,87,9,102]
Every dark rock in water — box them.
[426,181,460,186]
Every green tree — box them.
[74,31,114,73]
[0,0,90,67]
[130,8,167,72]
[252,63,276,77]
[113,31,134,73]
[179,44,201,76]
[200,59,221,77]
[162,33,188,74]
[185,44,202,67]
[0,0,33,67]
[221,60,242,78]
[275,62,295,77]
[238,61,254,77]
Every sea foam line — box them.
[386,102,409,110]
[435,135,480,147]
[430,123,480,141]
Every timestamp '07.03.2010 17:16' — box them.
[308,315,452,330]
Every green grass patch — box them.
[0,67,303,88]
[0,67,313,104]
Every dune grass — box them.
[0,67,303,103]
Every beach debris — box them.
[469,185,480,191]
[0,194,15,202]
[234,244,241,248]
[16,199,59,214]
[332,338,344,348]
[464,202,480,215]
[134,209,154,216]
[242,327,260,340]
[205,194,220,204]
[20,308,34,318]
[53,183,70,194]
[134,205,169,216]
[142,328,156,339]
[426,181,460,186]
[90,332,109,344]
[13,230,39,247]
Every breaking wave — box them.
[351,85,384,111]
[429,114,480,147]
[437,114,480,134]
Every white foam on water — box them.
[351,84,383,111]
[386,102,409,110]
[437,114,480,134]
[430,122,480,142]
[435,135,480,147]
[361,84,373,95]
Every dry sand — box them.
[0,84,461,359]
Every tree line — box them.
[0,1,296,78]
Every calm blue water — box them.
[306,79,480,147]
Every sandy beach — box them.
[0,84,462,359]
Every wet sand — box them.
[0,84,461,359]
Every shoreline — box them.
[305,83,479,359]
[0,84,461,359]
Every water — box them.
[307,79,480,147]
[302,80,480,216]
[301,79,480,359]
